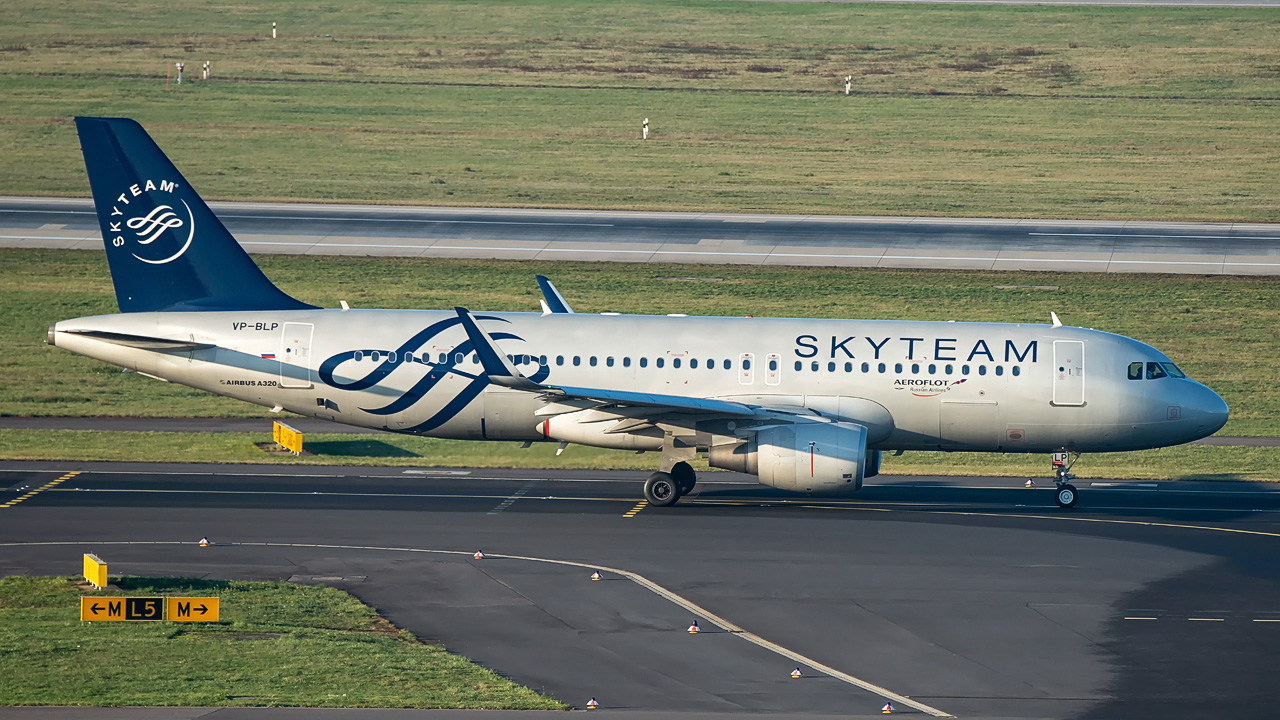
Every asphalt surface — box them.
[4,462,1280,719]
[3,415,1274,447]
[5,197,1280,275]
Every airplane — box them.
[48,117,1230,509]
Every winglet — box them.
[536,275,575,314]
[454,307,543,390]
[1050,312,1063,328]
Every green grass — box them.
[0,429,1275,481]
[1,0,1278,219]
[3,249,1276,437]
[0,576,565,708]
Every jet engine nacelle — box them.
[709,421,871,493]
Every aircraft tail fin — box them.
[74,117,316,313]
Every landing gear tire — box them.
[644,472,682,507]
[1055,483,1079,509]
[670,461,697,495]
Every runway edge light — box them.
[586,697,599,710]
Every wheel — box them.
[644,472,682,507]
[1055,483,1078,509]
[670,461,696,494]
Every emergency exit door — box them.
[279,322,314,389]
[1052,340,1084,406]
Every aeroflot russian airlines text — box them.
[794,336,1038,363]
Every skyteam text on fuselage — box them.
[50,117,1229,508]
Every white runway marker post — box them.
[642,117,649,140]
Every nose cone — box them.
[1186,382,1229,439]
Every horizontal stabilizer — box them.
[60,329,212,351]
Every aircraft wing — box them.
[455,306,761,417]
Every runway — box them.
[4,462,1280,719]
[5,196,1280,275]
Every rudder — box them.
[75,117,315,312]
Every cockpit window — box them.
[1161,362,1186,378]
[1127,362,1143,380]
[1146,361,1168,380]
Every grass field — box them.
[0,429,1275,481]
[1,0,1278,219]
[2,247,1277,441]
[0,576,564,708]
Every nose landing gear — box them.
[1052,450,1079,508]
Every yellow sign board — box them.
[80,596,163,621]
[166,596,220,622]
[83,554,107,589]
[80,596,220,622]
[273,421,303,454]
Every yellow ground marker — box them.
[0,471,79,509]
[623,500,648,518]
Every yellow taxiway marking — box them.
[0,538,953,718]
[0,471,78,509]
[623,500,648,518]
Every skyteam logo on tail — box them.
[108,178,195,265]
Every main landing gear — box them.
[644,461,697,507]
[1052,450,1079,509]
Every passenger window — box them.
[640,357,648,368]
[1127,362,1143,380]
[656,358,665,368]
[707,359,714,369]
[895,363,903,373]
[995,366,1004,376]
[1012,366,1021,376]
[1146,362,1167,380]
[455,352,464,364]
[606,357,614,367]
[979,365,987,376]
[928,363,936,374]
[878,363,886,373]
[556,355,564,366]
[590,356,597,367]
[860,362,868,373]
[573,356,581,366]
[811,361,819,372]
[673,358,682,369]
[354,351,364,362]
[743,359,752,370]
[623,357,631,368]
[723,359,732,370]
[471,354,478,364]
[690,358,699,369]
[769,359,778,371]
[795,361,803,371]
[945,364,953,375]
[911,363,920,374]
[828,362,836,372]
[962,365,969,375]
[370,351,381,362]
[439,353,447,363]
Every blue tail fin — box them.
[75,117,316,313]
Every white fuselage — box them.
[52,309,1228,454]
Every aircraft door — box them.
[739,353,754,385]
[279,322,314,389]
[765,353,781,386]
[1052,340,1084,406]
